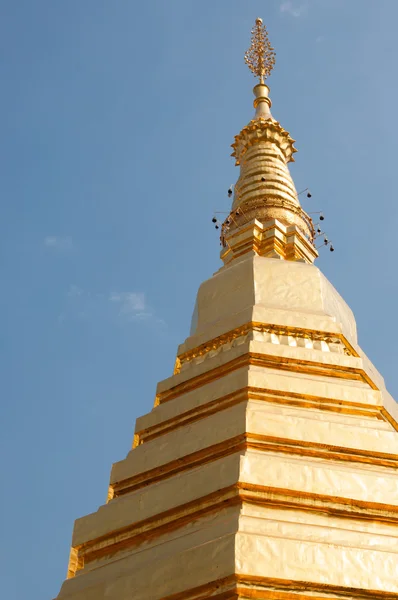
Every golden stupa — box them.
[55,19,398,600]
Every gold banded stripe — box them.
[162,574,398,600]
[136,386,386,449]
[160,352,376,408]
[115,433,398,499]
[70,483,398,579]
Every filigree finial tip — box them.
[245,17,276,83]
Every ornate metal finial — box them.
[244,17,276,84]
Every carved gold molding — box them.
[231,119,296,165]
[220,217,318,264]
[174,322,358,375]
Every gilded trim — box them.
[160,576,236,600]
[239,482,398,521]
[162,352,376,407]
[221,220,317,264]
[231,119,296,165]
[161,575,398,600]
[137,386,384,448]
[114,432,398,498]
[235,575,398,600]
[70,483,398,580]
[142,390,248,445]
[113,434,246,497]
[71,487,240,576]
[174,321,358,374]
[380,407,398,433]
[248,434,398,468]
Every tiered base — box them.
[56,256,398,600]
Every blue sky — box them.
[1,1,398,598]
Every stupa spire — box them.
[55,17,398,600]
[221,18,317,265]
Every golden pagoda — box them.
[56,19,398,600]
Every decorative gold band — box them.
[114,432,398,499]
[160,352,376,408]
[162,574,398,600]
[71,482,398,580]
[175,321,357,373]
[135,385,386,450]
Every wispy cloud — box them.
[280,1,307,17]
[109,292,149,320]
[59,286,164,326]
[44,236,74,251]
